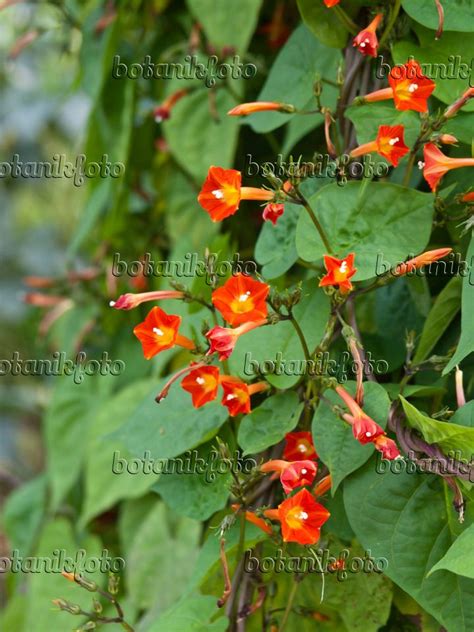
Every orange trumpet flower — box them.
[362,60,435,113]
[319,253,357,294]
[265,488,330,545]
[350,125,409,167]
[206,319,267,361]
[350,125,410,167]
[228,101,295,116]
[198,166,274,222]
[392,248,453,276]
[353,14,383,58]
[212,273,269,326]
[133,306,195,359]
[261,459,317,494]
[283,431,318,462]
[109,290,184,310]
[181,365,220,408]
[220,377,268,416]
[421,143,474,192]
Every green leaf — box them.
[69,77,135,254]
[0,593,26,632]
[247,24,341,133]
[3,475,46,555]
[393,26,474,110]
[80,380,160,527]
[228,282,331,389]
[254,201,300,278]
[402,0,474,32]
[186,0,262,53]
[152,440,231,520]
[312,381,390,492]
[78,5,121,100]
[126,502,200,611]
[238,392,301,455]
[44,375,104,510]
[24,518,104,632]
[451,401,474,428]
[299,544,393,632]
[400,396,474,463]
[344,459,474,632]
[145,593,228,632]
[428,524,474,578]
[112,379,229,460]
[164,87,240,183]
[296,0,350,48]
[295,182,434,280]
[445,112,474,145]
[413,276,462,364]
[443,235,474,373]
[383,383,447,399]
[367,278,425,370]
[67,179,112,255]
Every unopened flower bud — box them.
[108,573,120,595]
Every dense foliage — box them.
[1,1,474,631]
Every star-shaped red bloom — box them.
[198,166,242,221]
[220,377,251,416]
[376,125,409,166]
[133,306,194,359]
[277,488,330,545]
[319,253,357,294]
[181,365,220,408]
[212,274,269,326]
[283,431,318,461]
[389,60,436,113]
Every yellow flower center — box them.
[285,506,309,529]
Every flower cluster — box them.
[335,386,401,459]
[237,433,331,545]
[358,61,474,190]
[110,273,271,416]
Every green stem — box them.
[402,151,416,187]
[278,579,299,632]
[379,0,402,49]
[295,186,333,254]
[289,313,311,362]
[333,6,359,34]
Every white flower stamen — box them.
[388,137,400,146]
[298,444,307,453]
[212,189,224,199]
[196,377,205,385]
[109,301,116,307]
[365,431,372,437]
[297,511,309,520]
[301,468,308,475]
[339,261,348,274]
[153,327,164,336]
[417,161,425,170]
[408,83,418,93]
[238,291,251,302]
